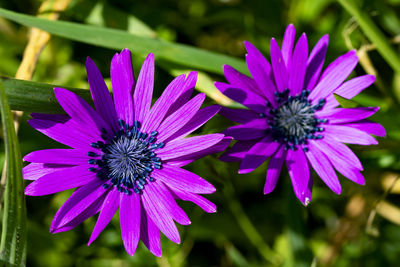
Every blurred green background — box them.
[1,0,400,266]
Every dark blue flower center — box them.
[265,89,327,151]
[87,120,163,194]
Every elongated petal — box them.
[264,146,285,194]
[215,81,266,113]
[110,49,135,125]
[324,124,378,145]
[316,107,379,124]
[158,134,224,160]
[220,139,259,162]
[223,119,268,140]
[141,182,181,244]
[28,117,96,149]
[120,193,141,256]
[224,64,263,96]
[51,179,107,231]
[166,105,221,142]
[134,53,154,123]
[142,74,186,132]
[219,106,259,124]
[286,149,312,205]
[25,165,97,196]
[344,120,386,137]
[288,33,308,95]
[24,149,91,165]
[89,188,120,244]
[239,136,280,174]
[270,38,289,92]
[166,71,197,116]
[86,57,118,131]
[304,34,329,90]
[157,93,205,142]
[281,24,296,66]
[172,188,216,213]
[335,74,376,99]
[306,143,341,194]
[23,163,72,180]
[243,42,277,103]
[152,164,215,194]
[140,205,161,257]
[309,50,358,103]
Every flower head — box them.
[23,49,230,256]
[217,24,385,205]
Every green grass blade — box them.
[0,8,247,75]
[337,0,400,74]
[0,81,27,266]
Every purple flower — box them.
[23,49,231,256]
[216,24,385,206]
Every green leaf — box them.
[337,0,400,74]
[0,76,91,113]
[333,93,359,108]
[0,81,27,266]
[0,8,247,75]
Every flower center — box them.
[267,89,327,151]
[87,120,164,194]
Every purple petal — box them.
[306,143,342,194]
[311,139,365,185]
[316,107,379,124]
[141,74,186,132]
[28,116,96,150]
[141,181,181,244]
[281,24,296,66]
[134,53,154,123]
[264,146,285,194]
[166,72,197,116]
[24,149,91,165]
[223,119,268,140]
[344,120,386,137]
[270,38,289,92]
[51,179,107,232]
[288,33,308,95]
[23,163,72,180]
[215,81,266,113]
[156,182,191,225]
[25,165,97,196]
[166,105,221,142]
[313,135,363,170]
[54,87,110,137]
[86,57,119,132]
[219,106,259,124]
[243,42,277,103]
[157,134,224,160]
[239,136,280,174]
[110,49,135,125]
[304,34,329,90]
[335,74,376,99]
[224,64,263,96]
[286,148,312,205]
[172,187,216,213]
[309,50,358,103]
[324,124,378,145]
[219,139,259,162]
[156,93,205,142]
[152,164,215,194]
[140,205,162,257]
[88,188,120,244]
[120,193,141,256]
[167,136,232,167]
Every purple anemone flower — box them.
[23,49,231,256]
[216,24,385,206]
